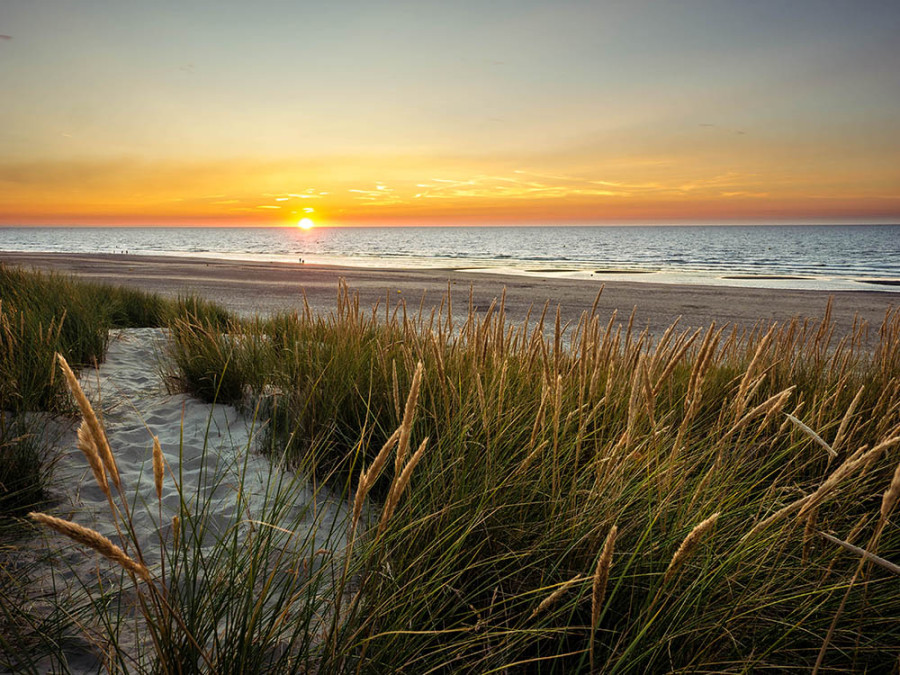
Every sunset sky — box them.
[1,0,899,227]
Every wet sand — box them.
[2,252,898,337]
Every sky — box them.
[1,0,899,227]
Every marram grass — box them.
[165,286,900,672]
[0,265,231,516]
[3,276,900,673]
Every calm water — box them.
[2,224,899,291]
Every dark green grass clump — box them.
[0,419,50,516]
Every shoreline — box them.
[3,251,899,337]
[4,245,900,293]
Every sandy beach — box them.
[3,251,898,337]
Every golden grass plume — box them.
[379,437,428,535]
[664,513,719,583]
[76,420,108,496]
[395,361,424,474]
[531,574,585,619]
[592,524,618,627]
[352,427,401,530]
[56,353,121,490]
[152,435,164,501]
[30,512,150,582]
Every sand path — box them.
[62,328,346,565]
[8,329,348,672]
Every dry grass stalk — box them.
[648,318,679,373]
[395,361,424,474]
[742,444,876,542]
[664,512,719,583]
[736,326,775,402]
[741,495,812,543]
[391,360,401,420]
[832,385,864,455]
[591,525,618,627]
[76,420,108,495]
[551,374,563,493]
[727,387,794,437]
[796,447,875,520]
[652,329,699,396]
[639,353,656,425]
[675,326,721,449]
[56,353,121,489]
[352,428,401,529]
[30,512,151,582]
[860,434,900,476]
[590,524,617,673]
[687,324,717,399]
[379,437,428,535]
[817,531,900,576]
[879,460,900,522]
[496,360,508,419]
[530,574,585,619]
[785,413,837,459]
[152,435,164,501]
[361,428,402,492]
[515,440,548,476]
[476,372,488,432]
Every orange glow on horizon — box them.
[1,149,898,227]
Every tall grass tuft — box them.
[165,283,900,672]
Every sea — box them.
[2,224,899,292]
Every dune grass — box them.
[3,271,900,672]
[158,283,900,672]
[0,265,231,515]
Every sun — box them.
[297,218,315,230]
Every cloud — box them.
[0,35,12,41]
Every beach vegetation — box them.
[2,268,899,672]
[160,283,900,672]
[0,265,231,514]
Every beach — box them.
[2,251,898,337]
